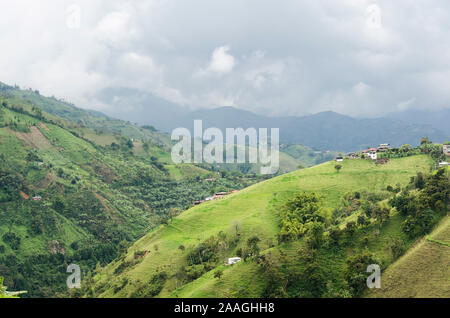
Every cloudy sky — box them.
[1,0,450,118]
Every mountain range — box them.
[98,88,449,152]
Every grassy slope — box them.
[280,144,337,168]
[2,84,171,147]
[0,103,215,251]
[91,155,434,297]
[366,215,450,298]
[0,109,144,256]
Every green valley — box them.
[0,83,448,299]
[84,154,448,298]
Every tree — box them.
[279,192,325,242]
[126,139,134,149]
[335,165,342,173]
[52,196,66,212]
[34,107,43,119]
[357,214,369,227]
[402,209,434,238]
[390,191,418,217]
[246,236,261,259]
[307,222,324,249]
[400,144,411,152]
[345,251,378,297]
[420,137,432,145]
[328,227,342,246]
[168,208,181,222]
[389,238,405,259]
[257,251,287,297]
[302,259,326,297]
[178,245,185,253]
[345,221,357,237]
[373,206,390,226]
[232,220,241,235]
[214,270,223,280]
[414,172,425,189]
[361,200,375,218]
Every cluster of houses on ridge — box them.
[336,143,450,167]
[193,190,239,206]
[336,143,391,162]
[442,145,450,167]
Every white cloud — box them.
[366,4,382,30]
[0,0,450,118]
[396,98,416,111]
[352,82,370,96]
[94,11,137,45]
[207,45,236,74]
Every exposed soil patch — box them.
[40,122,50,131]
[20,191,29,200]
[47,240,66,255]
[94,192,122,223]
[9,126,52,149]
[34,171,55,189]
[90,160,117,184]
[375,158,390,165]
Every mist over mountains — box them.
[99,89,449,152]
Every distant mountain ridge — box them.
[106,99,448,151]
[7,83,448,152]
[385,108,450,136]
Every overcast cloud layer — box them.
[1,0,450,117]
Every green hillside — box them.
[280,144,337,168]
[0,82,326,175]
[1,82,447,299]
[0,89,261,297]
[366,215,449,298]
[85,155,448,298]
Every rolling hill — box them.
[0,86,265,297]
[85,154,448,298]
[0,82,336,297]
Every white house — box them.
[438,162,449,168]
[368,151,377,160]
[443,145,450,156]
[335,156,344,162]
[226,257,242,265]
[377,143,391,152]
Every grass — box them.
[165,164,215,181]
[91,155,434,297]
[366,216,450,298]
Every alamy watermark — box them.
[366,264,381,289]
[67,264,81,289]
[66,4,81,30]
[171,120,279,174]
